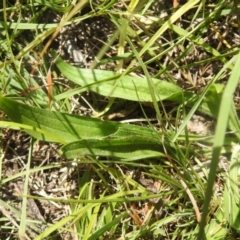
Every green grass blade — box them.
[33,190,147,240]
[173,55,239,142]
[139,0,200,57]
[198,53,240,240]
[223,145,240,232]
[88,212,128,240]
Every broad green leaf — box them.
[61,135,163,160]
[0,97,159,144]
[54,53,182,102]
[54,53,239,135]
[0,121,65,143]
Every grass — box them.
[1,0,240,239]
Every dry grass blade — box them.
[1,0,240,239]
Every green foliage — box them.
[1,0,240,239]
[54,52,182,102]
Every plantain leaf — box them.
[0,97,159,144]
[53,52,182,102]
[54,53,235,123]
[61,135,163,160]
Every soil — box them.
[0,0,239,239]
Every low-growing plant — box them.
[1,0,240,239]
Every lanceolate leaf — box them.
[0,97,159,144]
[61,135,164,160]
[54,52,239,129]
[54,53,182,102]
